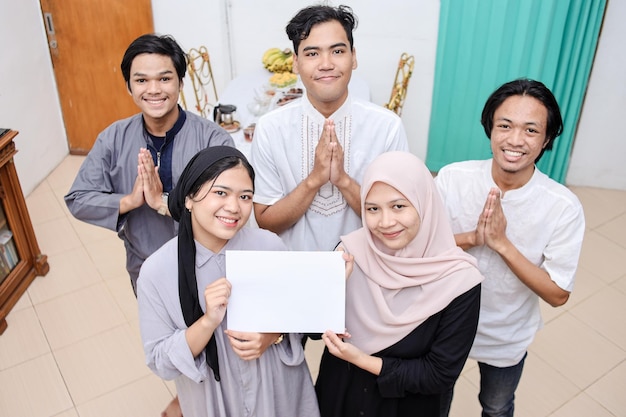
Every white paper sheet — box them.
[225,250,345,333]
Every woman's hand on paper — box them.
[225,330,280,360]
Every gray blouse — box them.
[137,227,320,417]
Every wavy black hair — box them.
[481,78,563,163]
[286,4,358,55]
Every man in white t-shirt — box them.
[251,4,408,251]
[435,79,585,417]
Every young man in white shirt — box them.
[251,4,409,252]
[435,78,585,417]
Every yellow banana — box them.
[262,48,295,73]
[266,52,283,66]
[262,48,281,65]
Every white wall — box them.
[0,1,68,196]
[566,0,626,190]
[1,1,623,196]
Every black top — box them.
[315,284,481,417]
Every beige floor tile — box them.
[27,246,102,305]
[0,307,49,370]
[49,194,68,217]
[570,186,626,230]
[10,289,32,312]
[569,286,626,350]
[163,378,178,397]
[585,360,626,417]
[539,300,567,324]
[0,353,73,417]
[83,236,128,280]
[456,355,581,417]
[50,409,79,417]
[597,212,626,249]
[459,357,479,377]
[530,312,625,389]
[26,178,52,197]
[578,230,626,284]
[104,274,139,322]
[45,155,85,193]
[564,266,608,309]
[54,324,151,405]
[548,392,615,417]
[537,267,607,348]
[32,216,83,257]
[67,215,116,246]
[449,373,482,417]
[304,338,325,381]
[25,184,66,226]
[35,282,126,350]
[614,274,626,296]
[75,374,173,417]
[514,354,580,417]
[128,315,142,341]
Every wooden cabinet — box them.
[0,130,49,334]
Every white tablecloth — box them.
[219,68,370,159]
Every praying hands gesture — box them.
[119,148,165,214]
[315,119,361,213]
[254,119,361,233]
[455,187,508,251]
[456,187,570,307]
[474,187,508,252]
[137,147,166,211]
[310,119,349,188]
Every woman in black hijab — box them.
[137,146,320,417]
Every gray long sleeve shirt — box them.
[65,110,234,290]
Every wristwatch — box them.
[273,333,284,345]
[157,192,169,216]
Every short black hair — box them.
[120,34,187,89]
[286,4,357,55]
[481,78,563,162]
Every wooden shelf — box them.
[0,130,49,334]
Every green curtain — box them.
[426,0,606,183]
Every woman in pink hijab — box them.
[315,151,484,417]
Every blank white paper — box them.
[225,250,345,333]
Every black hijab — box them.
[168,145,249,382]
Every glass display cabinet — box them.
[0,130,49,334]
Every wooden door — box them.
[40,0,154,154]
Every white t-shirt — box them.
[251,93,409,251]
[435,159,585,367]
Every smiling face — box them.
[292,20,357,117]
[490,95,549,190]
[364,181,421,251]
[128,53,182,135]
[185,164,254,253]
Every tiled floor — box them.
[0,154,625,417]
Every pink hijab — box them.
[340,151,483,354]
